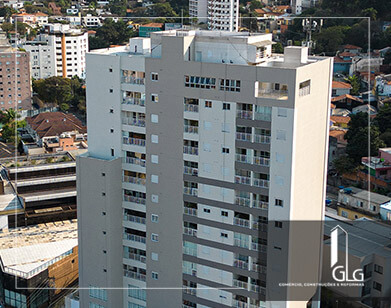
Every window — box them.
[151,252,159,261]
[111,149,114,157]
[110,128,114,133]
[109,68,113,72]
[222,147,230,154]
[221,210,228,217]
[151,72,158,81]
[151,134,159,143]
[152,272,159,280]
[221,232,228,238]
[299,80,311,96]
[102,173,106,176]
[89,286,107,301]
[274,246,282,250]
[110,108,114,113]
[102,212,106,215]
[220,79,240,92]
[151,94,158,102]
[203,208,211,213]
[151,214,158,222]
[372,205,376,212]
[151,155,159,164]
[374,264,383,274]
[151,233,159,242]
[151,114,158,123]
[103,250,106,254]
[223,103,230,110]
[275,199,283,207]
[184,75,216,89]
[103,231,106,235]
[222,123,230,132]
[205,101,212,108]
[102,192,106,196]
[151,175,159,183]
[109,89,113,93]
[128,285,146,301]
[373,281,382,292]
[151,194,159,203]
[89,303,105,308]
[203,143,211,152]
[275,221,282,228]
[276,130,286,141]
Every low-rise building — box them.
[0,221,78,308]
[328,129,347,168]
[11,12,48,28]
[362,148,391,183]
[323,214,391,307]
[380,201,391,221]
[332,81,352,97]
[331,94,363,110]
[139,23,163,37]
[330,115,350,129]
[25,112,87,147]
[337,186,391,219]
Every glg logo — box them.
[330,225,364,282]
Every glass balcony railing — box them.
[122,117,146,127]
[233,217,250,228]
[235,196,251,207]
[123,137,146,147]
[184,104,199,112]
[184,207,197,216]
[252,179,269,188]
[123,195,146,205]
[253,157,270,167]
[236,132,252,142]
[184,125,199,134]
[122,76,145,85]
[123,157,146,167]
[235,175,251,185]
[123,233,146,244]
[233,259,249,270]
[123,270,146,281]
[183,227,197,237]
[236,110,253,120]
[124,214,146,225]
[184,166,198,176]
[183,187,198,196]
[123,176,146,186]
[183,146,198,155]
[236,154,252,164]
[122,97,145,106]
[254,135,271,144]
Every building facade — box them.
[0,32,31,110]
[78,30,332,308]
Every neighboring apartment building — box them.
[190,0,239,31]
[22,35,57,79]
[323,214,391,307]
[337,187,391,220]
[11,12,48,28]
[0,221,78,308]
[43,24,88,78]
[0,32,32,110]
[22,25,88,79]
[290,0,318,15]
[78,30,332,308]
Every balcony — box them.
[123,157,146,167]
[124,214,146,225]
[252,222,267,232]
[123,137,146,147]
[122,117,146,127]
[122,76,145,85]
[253,157,270,167]
[253,135,270,144]
[236,154,252,164]
[183,187,198,196]
[235,175,251,185]
[184,104,199,113]
[233,299,249,308]
[183,227,197,237]
[122,97,145,106]
[183,287,197,296]
[124,270,146,281]
[252,200,268,209]
[233,259,249,270]
[251,242,267,253]
[233,217,250,228]
[123,176,146,186]
[236,110,253,120]
[236,132,252,142]
[126,253,146,263]
[183,146,198,155]
[234,238,249,249]
[184,166,198,176]
[184,207,197,216]
[257,88,288,100]
[183,246,197,256]
[123,233,146,244]
[233,279,248,290]
[235,196,250,207]
[251,263,266,273]
[252,179,269,188]
[184,125,199,134]
[123,195,146,205]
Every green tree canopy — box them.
[33,77,73,105]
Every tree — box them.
[313,26,349,55]
[272,42,284,54]
[361,8,377,20]
[345,75,360,95]
[33,77,73,105]
[374,103,391,133]
[333,155,356,175]
[149,3,178,18]
[249,0,263,11]
[108,0,127,16]
[384,51,391,65]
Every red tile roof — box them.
[140,23,163,28]
[329,130,346,138]
[339,51,355,57]
[331,94,363,103]
[330,115,351,124]
[330,103,336,109]
[254,8,267,14]
[26,112,86,139]
[343,44,362,50]
[332,81,352,89]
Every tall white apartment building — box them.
[190,0,239,31]
[291,0,319,15]
[22,24,88,79]
[77,30,332,308]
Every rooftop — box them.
[330,115,351,124]
[0,220,77,278]
[332,81,352,89]
[324,215,391,258]
[340,187,391,205]
[331,94,363,103]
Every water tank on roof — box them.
[344,188,352,194]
